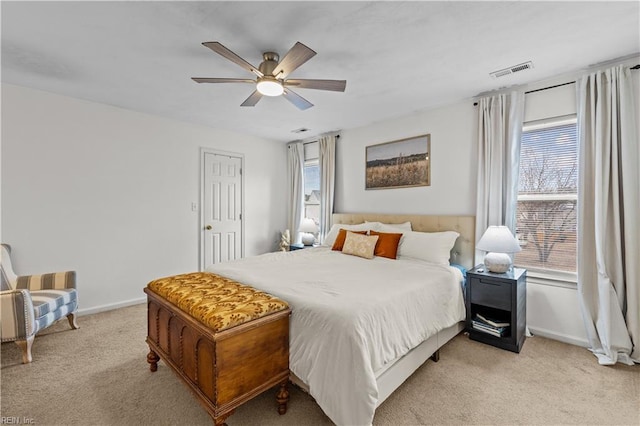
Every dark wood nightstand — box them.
[466,265,527,353]
[289,244,316,251]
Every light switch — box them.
[191,202,198,211]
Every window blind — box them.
[514,121,577,273]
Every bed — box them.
[206,213,474,425]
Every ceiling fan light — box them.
[256,78,284,96]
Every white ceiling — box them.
[2,1,639,142]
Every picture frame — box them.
[365,134,431,190]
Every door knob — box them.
[205,225,212,230]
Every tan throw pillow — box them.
[342,231,379,259]
[331,229,368,251]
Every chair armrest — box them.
[0,289,36,341]
[16,271,76,291]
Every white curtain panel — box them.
[318,134,336,244]
[475,91,524,261]
[577,65,639,365]
[287,142,305,245]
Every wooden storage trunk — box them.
[144,273,290,426]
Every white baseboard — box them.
[528,325,589,348]
[77,299,591,349]
[77,297,146,316]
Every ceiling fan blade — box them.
[272,42,316,79]
[284,79,346,92]
[202,42,264,78]
[192,78,255,84]
[283,88,313,110]
[241,90,263,107]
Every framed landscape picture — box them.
[365,134,431,190]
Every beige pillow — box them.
[342,231,379,259]
[370,221,413,232]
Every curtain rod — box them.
[288,134,340,147]
[303,134,340,145]
[473,81,574,106]
[474,64,640,105]
[525,81,575,95]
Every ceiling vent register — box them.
[490,61,534,79]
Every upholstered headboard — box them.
[332,213,475,269]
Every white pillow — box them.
[323,222,380,247]
[397,231,460,265]
[376,221,412,233]
[364,220,413,232]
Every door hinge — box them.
[240,168,242,175]
[239,213,242,220]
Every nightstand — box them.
[466,265,527,353]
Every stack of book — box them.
[472,313,510,337]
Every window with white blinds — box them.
[303,163,320,225]
[514,117,578,273]
[303,141,320,226]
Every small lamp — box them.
[298,218,319,246]
[476,226,522,273]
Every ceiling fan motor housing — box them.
[259,52,280,77]
[256,52,284,96]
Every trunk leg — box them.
[214,410,234,426]
[147,349,160,372]
[276,381,290,415]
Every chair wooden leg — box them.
[67,312,80,329]
[16,336,34,363]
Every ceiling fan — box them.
[192,41,346,110]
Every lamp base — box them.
[484,252,512,273]
[300,233,316,246]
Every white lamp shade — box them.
[477,226,522,253]
[298,218,318,233]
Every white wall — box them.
[526,282,588,347]
[1,84,287,314]
[335,101,478,215]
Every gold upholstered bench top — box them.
[147,272,289,333]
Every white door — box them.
[202,151,243,269]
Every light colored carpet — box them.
[1,303,638,425]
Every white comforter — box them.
[206,247,465,426]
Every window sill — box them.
[524,269,577,289]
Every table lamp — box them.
[476,226,522,273]
[299,218,319,246]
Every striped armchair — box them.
[1,244,79,363]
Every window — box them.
[303,161,320,226]
[514,117,578,274]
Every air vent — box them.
[292,127,310,134]
[490,61,534,79]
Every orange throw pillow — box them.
[332,229,368,251]
[370,231,403,259]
